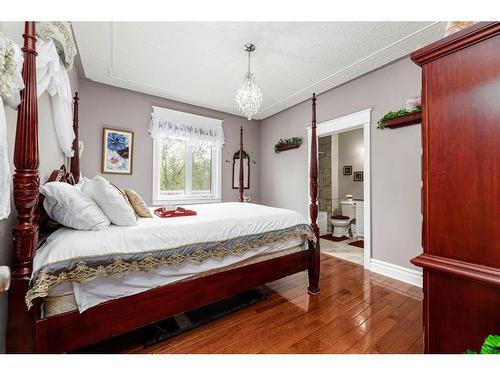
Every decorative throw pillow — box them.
[81,175,138,226]
[40,182,110,231]
[124,189,153,218]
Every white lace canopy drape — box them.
[37,38,75,158]
[149,106,225,147]
[0,23,77,220]
[0,32,24,220]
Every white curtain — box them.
[37,38,75,158]
[0,97,11,219]
[0,32,24,220]
[0,30,76,220]
[149,106,224,147]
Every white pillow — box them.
[81,175,137,226]
[41,182,110,231]
[74,176,88,190]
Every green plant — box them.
[465,335,500,354]
[377,105,421,129]
[274,137,303,153]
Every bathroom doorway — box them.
[307,109,371,268]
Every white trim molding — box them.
[308,108,372,269]
[370,258,423,288]
[152,197,222,207]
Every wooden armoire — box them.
[410,22,500,354]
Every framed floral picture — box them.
[102,128,134,175]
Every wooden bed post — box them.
[6,21,39,353]
[308,93,320,295]
[70,92,80,183]
[239,126,244,202]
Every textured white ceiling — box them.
[73,22,444,119]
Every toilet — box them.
[330,201,356,238]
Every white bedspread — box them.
[33,202,311,312]
[58,237,305,312]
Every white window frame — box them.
[152,139,222,206]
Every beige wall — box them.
[78,79,260,205]
[0,22,80,352]
[259,57,422,270]
[338,128,364,199]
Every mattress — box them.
[43,244,306,317]
[31,202,314,313]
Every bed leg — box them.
[6,278,37,353]
[307,239,320,295]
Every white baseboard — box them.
[370,258,422,288]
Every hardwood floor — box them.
[78,254,423,354]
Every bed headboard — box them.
[38,164,76,234]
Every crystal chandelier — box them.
[235,43,263,120]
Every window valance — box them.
[149,106,225,147]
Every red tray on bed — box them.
[154,207,197,218]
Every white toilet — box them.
[330,201,356,238]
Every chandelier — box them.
[235,43,263,120]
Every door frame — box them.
[307,108,372,269]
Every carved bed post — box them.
[6,21,39,353]
[239,126,244,202]
[308,93,320,295]
[70,92,80,183]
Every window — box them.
[150,106,224,205]
[153,138,221,205]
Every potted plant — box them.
[274,137,303,153]
[466,335,500,354]
[378,95,422,129]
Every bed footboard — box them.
[35,249,310,353]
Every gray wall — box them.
[78,80,260,205]
[260,57,422,270]
[338,128,364,199]
[0,22,80,352]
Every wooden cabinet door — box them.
[412,23,500,353]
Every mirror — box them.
[232,150,250,189]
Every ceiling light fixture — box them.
[235,43,263,120]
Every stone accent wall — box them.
[319,136,332,231]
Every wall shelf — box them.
[383,111,422,129]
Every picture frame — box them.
[101,127,134,175]
[353,171,363,181]
[343,165,352,175]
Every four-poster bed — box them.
[6,21,321,353]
